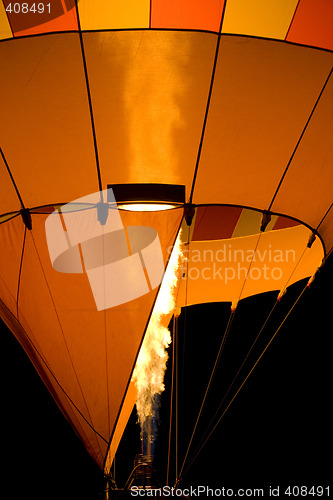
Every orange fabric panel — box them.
[1,30,332,253]
[83,30,216,194]
[241,226,323,298]
[14,7,78,37]
[0,294,107,467]
[0,216,24,316]
[193,36,333,213]
[0,33,99,209]
[104,381,137,473]
[0,207,182,467]
[0,151,20,215]
[271,72,333,238]
[18,226,99,426]
[151,0,224,31]
[287,0,333,51]
[177,225,323,308]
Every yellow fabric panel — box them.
[232,209,278,237]
[0,34,99,209]
[222,0,298,39]
[177,225,324,308]
[271,72,333,238]
[232,209,261,237]
[193,36,333,212]
[83,30,216,193]
[266,215,279,232]
[0,2,12,40]
[78,0,150,30]
[0,212,18,223]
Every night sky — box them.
[1,254,332,499]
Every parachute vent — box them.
[107,183,185,207]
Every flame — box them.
[124,34,188,181]
[132,230,183,434]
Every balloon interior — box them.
[0,0,332,496]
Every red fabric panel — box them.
[287,0,333,51]
[273,216,301,230]
[192,206,242,241]
[151,0,225,32]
